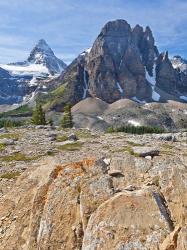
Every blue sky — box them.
[0,0,187,64]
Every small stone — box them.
[108,169,124,177]
[145,156,152,160]
[68,133,78,141]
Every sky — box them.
[0,0,187,64]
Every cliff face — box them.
[0,127,186,250]
[87,20,158,103]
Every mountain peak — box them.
[28,39,54,62]
[100,19,131,36]
[27,39,66,75]
[34,39,53,54]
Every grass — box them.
[0,143,6,151]
[36,85,66,110]
[57,142,83,151]
[0,171,21,179]
[126,141,143,147]
[0,152,41,162]
[162,144,174,150]
[0,105,32,118]
[0,133,20,140]
[111,146,140,157]
[75,130,96,139]
[56,135,68,142]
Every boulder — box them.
[0,138,15,145]
[82,189,171,250]
[133,146,160,157]
[67,133,78,141]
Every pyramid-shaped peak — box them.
[33,39,53,54]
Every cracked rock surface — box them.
[0,127,186,249]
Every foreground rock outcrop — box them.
[0,127,186,249]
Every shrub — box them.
[106,125,165,134]
[31,104,46,125]
[60,104,73,128]
[0,119,24,128]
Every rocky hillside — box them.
[0,126,186,249]
[45,19,187,111]
[72,97,187,131]
[0,40,66,105]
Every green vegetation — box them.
[56,135,68,142]
[162,144,174,150]
[31,104,46,125]
[111,146,140,157]
[36,85,66,110]
[0,171,21,179]
[0,133,20,140]
[0,152,41,162]
[57,142,83,151]
[0,105,32,119]
[75,129,95,139]
[126,141,143,147]
[60,104,73,128]
[0,143,6,151]
[0,119,25,128]
[106,125,165,134]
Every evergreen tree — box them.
[31,104,46,125]
[61,104,73,128]
[48,118,53,126]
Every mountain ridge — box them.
[41,19,187,112]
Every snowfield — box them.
[0,63,49,76]
[180,96,187,102]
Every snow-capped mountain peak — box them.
[27,39,67,75]
[171,55,187,74]
[28,39,55,62]
[0,39,67,104]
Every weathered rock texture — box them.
[0,127,186,249]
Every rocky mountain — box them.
[0,40,66,105]
[45,19,187,111]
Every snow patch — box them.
[82,68,89,99]
[81,48,91,56]
[132,96,146,104]
[86,48,91,53]
[180,96,187,102]
[128,120,141,127]
[145,64,161,102]
[29,77,38,86]
[152,90,160,102]
[116,82,124,94]
[97,116,104,121]
[145,64,156,86]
